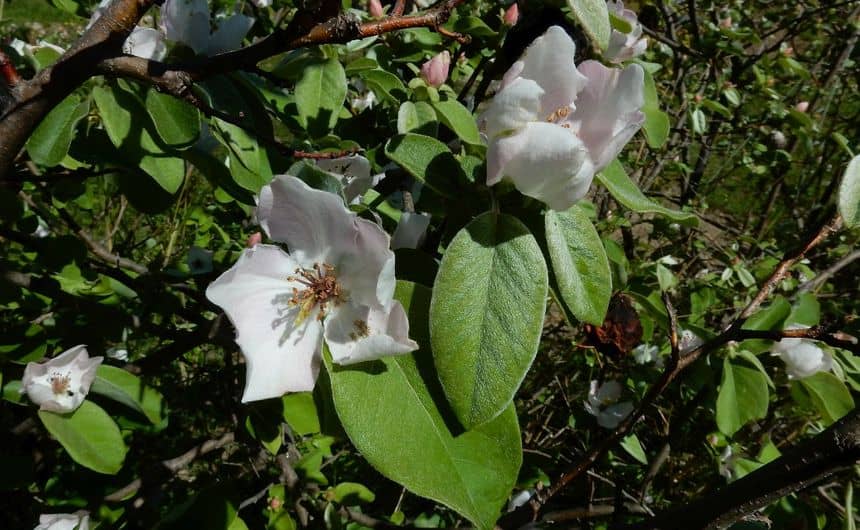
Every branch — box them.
[617,409,860,529]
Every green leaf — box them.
[90,365,167,425]
[327,482,376,506]
[715,358,769,437]
[282,392,320,435]
[838,155,860,227]
[787,292,820,327]
[691,108,707,134]
[92,84,185,194]
[640,67,670,149]
[397,101,438,136]
[328,282,521,530]
[799,372,854,424]
[295,58,347,136]
[26,94,88,167]
[620,434,648,465]
[544,206,611,325]
[430,96,482,145]
[431,212,547,428]
[385,134,464,197]
[360,69,407,103]
[38,400,127,474]
[144,90,201,149]
[567,0,611,51]
[597,160,698,226]
[740,296,791,354]
[246,400,284,455]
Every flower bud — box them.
[420,50,450,88]
[368,0,384,18]
[795,101,809,113]
[246,232,262,247]
[503,3,519,26]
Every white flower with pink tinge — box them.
[482,26,645,211]
[606,1,648,63]
[206,176,418,402]
[773,327,833,379]
[584,380,634,429]
[22,345,102,414]
[33,511,90,530]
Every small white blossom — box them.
[773,327,832,379]
[679,329,704,353]
[316,155,385,204]
[507,489,534,512]
[718,446,738,480]
[584,380,634,429]
[161,0,254,56]
[207,176,418,402]
[22,346,102,414]
[34,511,90,530]
[106,347,129,362]
[482,26,644,211]
[632,343,660,366]
[605,1,648,63]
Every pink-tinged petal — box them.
[257,175,394,307]
[569,61,644,170]
[207,14,255,56]
[324,300,418,364]
[510,26,587,115]
[482,77,543,138]
[488,122,594,210]
[124,27,167,60]
[368,0,384,17]
[205,245,322,401]
[161,0,210,55]
[391,212,431,249]
[420,50,451,88]
[503,3,519,26]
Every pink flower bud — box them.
[420,50,450,88]
[503,3,519,26]
[368,0,384,18]
[246,232,262,247]
[719,17,732,28]
[795,101,809,113]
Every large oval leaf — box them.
[26,94,88,167]
[715,358,769,437]
[295,58,347,137]
[329,282,521,530]
[597,159,698,226]
[838,154,860,227]
[38,400,127,474]
[144,89,200,149]
[90,365,167,425]
[430,96,482,145]
[385,133,464,197]
[430,212,547,428]
[567,0,611,51]
[798,372,855,425]
[545,206,611,325]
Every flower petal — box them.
[316,155,375,204]
[124,27,166,60]
[509,26,587,115]
[257,175,395,306]
[598,401,634,429]
[207,14,255,56]
[391,212,431,249]
[481,78,544,139]
[205,244,322,401]
[324,300,418,364]
[488,121,594,210]
[161,0,210,55]
[568,61,645,171]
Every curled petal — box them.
[568,61,645,171]
[124,27,167,60]
[481,78,544,138]
[391,212,431,250]
[488,122,594,211]
[207,14,255,56]
[161,0,211,55]
[205,245,322,401]
[316,155,378,204]
[324,300,418,364]
[508,26,587,115]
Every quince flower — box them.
[87,0,166,60]
[22,345,102,414]
[606,1,648,63]
[34,511,90,530]
[483,26,644,211]
[772,328,832,379]
[315,155,385,204]
[584,380,634,429]
[161,0,254,57]
[206,176,418,402]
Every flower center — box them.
[288,263,344,324]
[49,371,74,397]
[545,105,571,124]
